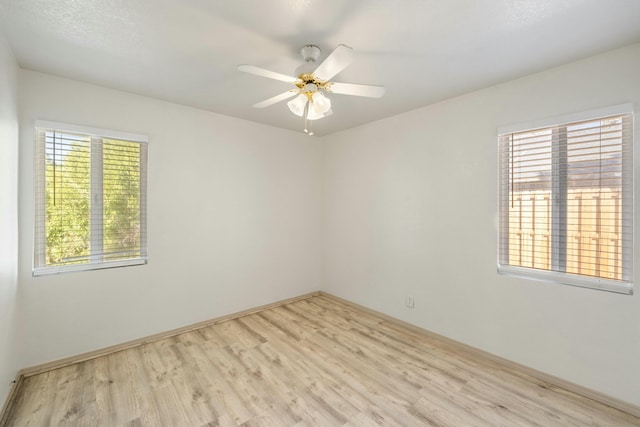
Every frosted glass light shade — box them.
[307,108,333,121]
[312,92,331,114]
[306,92,332,120]
[306,106,324,120]
[287,94,308,117]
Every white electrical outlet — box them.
[405,295,415,308]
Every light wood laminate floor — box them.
[4,295,640,426]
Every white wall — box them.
[0,33,20,405]
[324,42,640,406]
[18,70,323,367]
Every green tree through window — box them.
[103,140,142,261]
[34,123,148,274]
[45,133,91,265]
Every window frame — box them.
[33,120,149,276]
[497,104,634,294]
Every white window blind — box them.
[34,121,148,275]
[498,107,633,294]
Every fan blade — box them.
[313,44,354,81]
[253,91,298,108]
[328,82,385,98]
[238,65,299,83]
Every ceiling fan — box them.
[238,44,385,135]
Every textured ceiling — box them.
[1,0,640,136]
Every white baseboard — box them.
[0,373,23,425]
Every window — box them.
[34,121,148,275]
[498,105,633,294]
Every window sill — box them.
[33,258,147,276]
[497,264,633,295]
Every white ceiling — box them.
[1,0,640,136]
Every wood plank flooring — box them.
[4,295,640,426]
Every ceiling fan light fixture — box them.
[239,43,384,135]
[303,83,317,92]
[306,107,325,121]
[307,99,329,120]
[287,94,308,117]
[311,91,331,114]
[312,109,334,121]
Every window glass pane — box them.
[565,118,624,280]
[45,131,91,266]
[103,139,142,260]
[507,130,552,270]
[34,123,148,275]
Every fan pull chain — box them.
[303,102,314,136]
